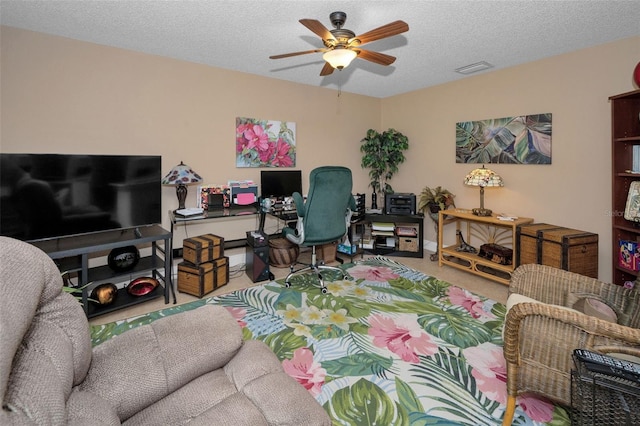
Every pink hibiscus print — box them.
[282,347,326,396]
[224,306,247,327]
[518,393,554,423]
[368,314,438,363]
[447,286,495,319]
[269,138,294,167]
[463,342,507,403]
[243,124,270,152]
[348,264,399,282]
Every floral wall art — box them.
[456,113,552,164]
[236,117,296,168]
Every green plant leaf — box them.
[262,328,307,359]
[322,352,394,376]
[418,307,493,348]
[325,378,400,425]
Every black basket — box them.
[571,354,640,425]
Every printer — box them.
[385,193,416,215]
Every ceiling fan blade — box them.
[270,49,325,59]
[350,20,409,46]
[354,49,397,66]
[320,62,335,76]
[300,19,336,42]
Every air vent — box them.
[455,61,493,75]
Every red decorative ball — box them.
[635,62,640,87]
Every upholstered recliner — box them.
[0,236,330,425]
[283,166,355,293]
[502,263,640,426]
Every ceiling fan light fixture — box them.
[323,48,357,70]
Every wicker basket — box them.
[268,238,299,267]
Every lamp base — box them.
[472,207,493,217]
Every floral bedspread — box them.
[91,256,570,425]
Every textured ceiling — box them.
[1,0,639,98]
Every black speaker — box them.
[246,244,270,283]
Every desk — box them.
[438,209,533,285]
[170,205,260,249]
[169,205,298,249]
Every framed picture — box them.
[456,113,552,164]
[236,117,296,168]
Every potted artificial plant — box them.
[419,186,456,261]
[418,186,456,221]
[359,128,409,209]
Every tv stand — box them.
[31,224,173,318]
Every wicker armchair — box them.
[502,264,640,426]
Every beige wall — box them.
[0,26,379,242]
[382,36,640,281]
[2,25,639,280]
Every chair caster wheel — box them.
[321,287,328,294]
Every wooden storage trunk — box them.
[517,223,562,265]
[183,234,224,265]
[517,223,598,278]
[177,256,229,297]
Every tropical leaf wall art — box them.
[456,113,552,164]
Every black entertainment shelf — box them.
[31,224,173,318]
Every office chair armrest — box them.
[292,192,305,217]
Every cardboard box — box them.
[317,241,338,263]
[177,257,229,297]
[619,240,640,271]
[183,234,224,265]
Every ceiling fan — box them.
[269,11,409,76]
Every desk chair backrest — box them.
[288,166,353,246]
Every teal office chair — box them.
[283,166,355,293]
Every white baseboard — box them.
[424,239,437,254]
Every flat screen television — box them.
[0,153,162,241]
[260,170,302,200]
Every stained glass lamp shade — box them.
[161,161,203,210]
[463,165,504,216]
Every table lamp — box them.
[161,161,203,210]
[463,165,504,216]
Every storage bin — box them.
[398,237,419,252]
[177,257,229,297]
[571,355,640,425]
[183,234,224,265]
[517,223,598,278]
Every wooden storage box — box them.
[398,237,419,252]
[479,243,513,265]
[177,257,229,297]
[517,223,598,278]
[183,234,224,265]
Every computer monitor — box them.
[260,170,302,200]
